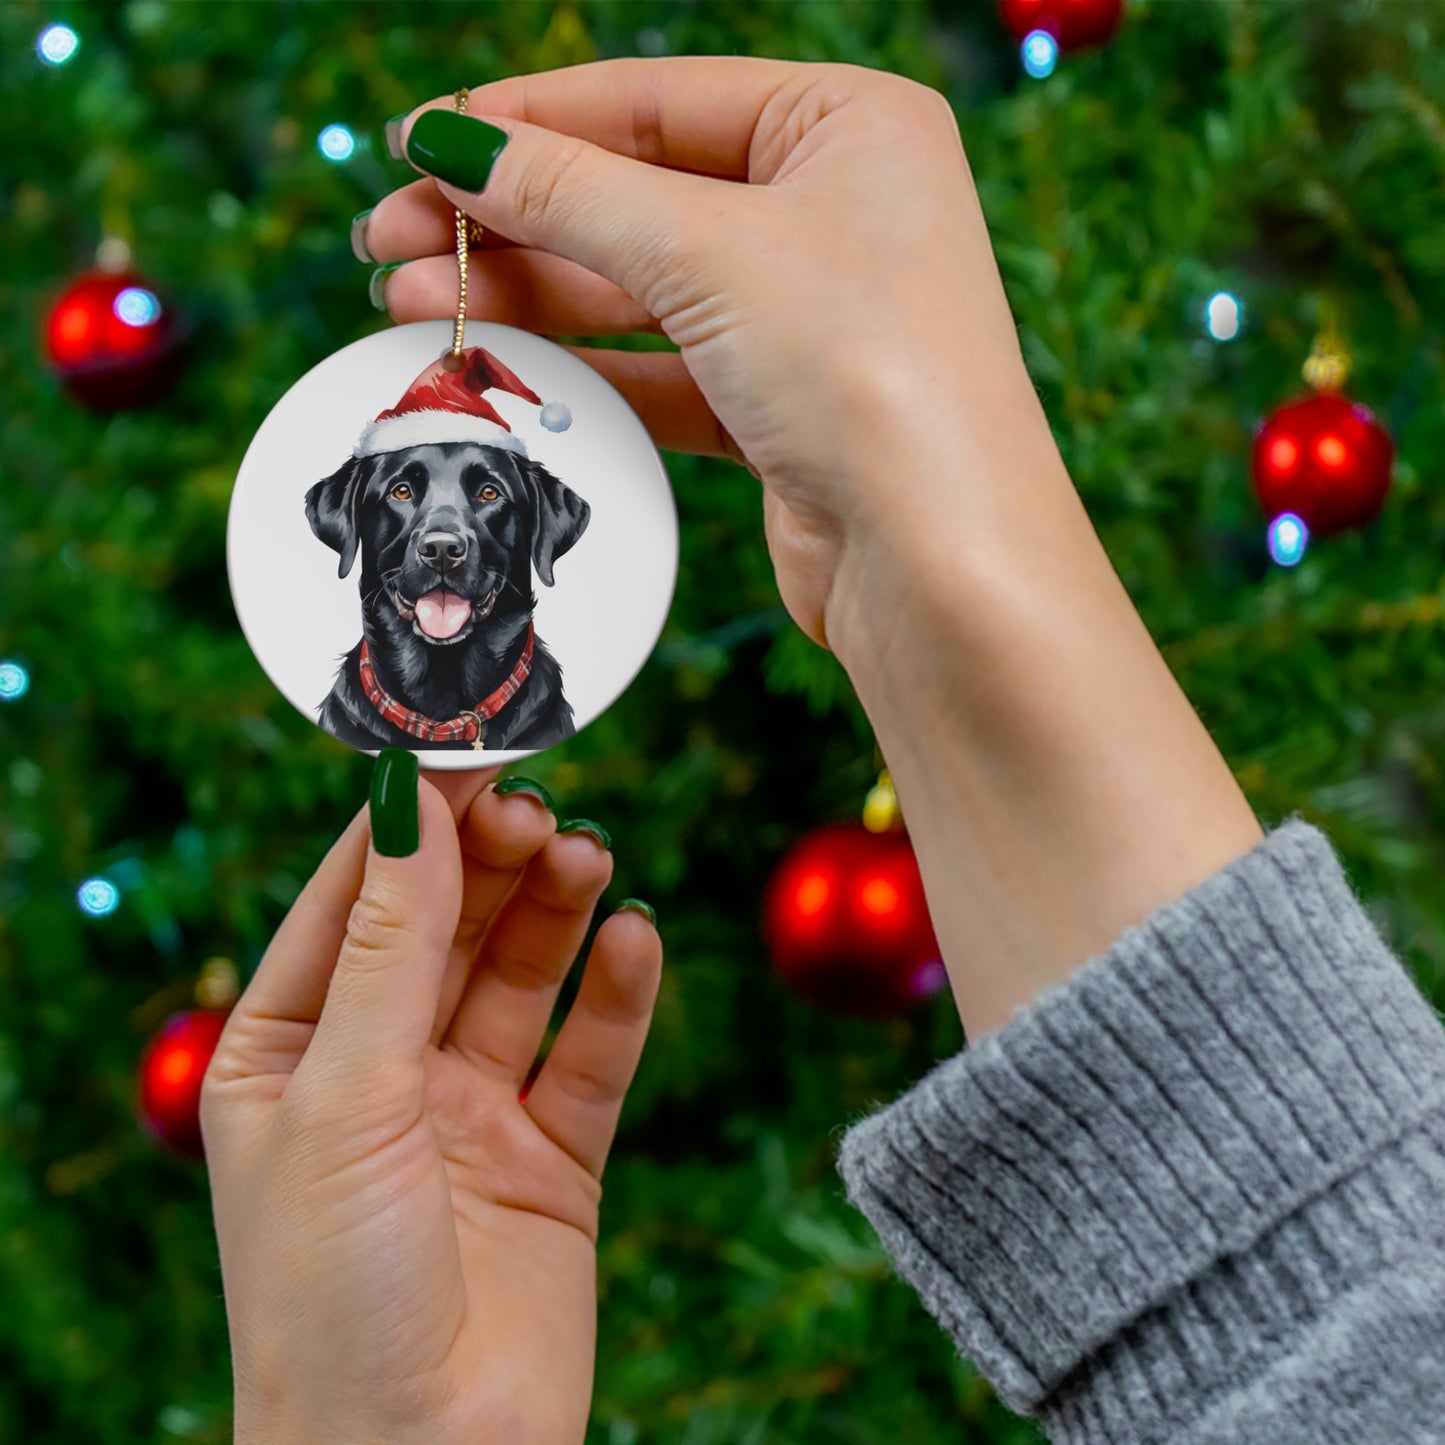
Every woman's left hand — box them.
[201,762,662,1445]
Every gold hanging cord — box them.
[442,88,486,371]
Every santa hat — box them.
[354,346,572,458]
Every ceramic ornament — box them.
[228,319,678,769]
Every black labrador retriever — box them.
[304,440,589,752]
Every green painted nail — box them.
[370,748,420,857]
[350,208,375,264]
[405,110,510,192]
[369,261,403,311]
[558,818,611,851]
[494,776,556,812]
[384,113,409,162]
[617,898,656,926]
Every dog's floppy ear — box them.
[519,455,590,587]
[305,456,369,579]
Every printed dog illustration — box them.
[304,348,589,752]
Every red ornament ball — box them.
[1251,392,1394,538]
[763,822,945,1017]
[44,269,182,410]
[137,1009,230,1158]
[998,0,1125,49]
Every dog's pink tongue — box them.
[414,589,472,639]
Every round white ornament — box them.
[228,320,678,769]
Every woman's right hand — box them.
[360,56,1065,661]
[364,59,1264,1048]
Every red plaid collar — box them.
[358,622,535,747]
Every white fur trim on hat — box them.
[354,409,529,458]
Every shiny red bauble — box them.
[763,823,945,1017]
[44,270,182,409]
[998,0,1125,49]
[1251,392,1394,537]
[137,1009,230,1157]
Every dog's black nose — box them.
[417,530,468,572]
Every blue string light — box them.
[1022,30,1059,79]
[78,878,121,918]
[1205,291,1243,342]
[1267,512,1309,567]
[37,24,79,66]
[318,124,356,162]
[114,287,162,328]
[0,660,28,701]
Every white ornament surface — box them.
[228,320,678,769]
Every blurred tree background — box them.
[2,1,1444,1442]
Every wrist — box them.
[824,378,1078,685]
[235,1413,424,1445]
[823,420,1262,1039]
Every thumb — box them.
[303,751,462,1089]
[398,106,743,315]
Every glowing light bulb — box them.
[114,287,161,327]
[38,24,79,66]
[1021,30,1059,79]
[0,661,29,701]
[318,124,356,162]
[909,959,948,1001]
[78,877,121,917]
[1205,291,1242,341]
[1267,512,1309,567]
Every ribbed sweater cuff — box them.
[835,817,1445,1430]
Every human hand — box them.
[361,59,1261,1049]
[360,56,1062,660]
[201,758,662,1445]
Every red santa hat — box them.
[354,345,571,458]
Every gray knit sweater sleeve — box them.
[835,817,1445,1443]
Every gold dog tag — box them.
[459,710,486,751]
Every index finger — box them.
[408,54,810,181]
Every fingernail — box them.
[369,261,403,311]
[558,818,611,851]
[371,748,420,857]
[405,110,510,192]
[494,775,556,813]
[350,208,375,264]
[617,898,656,926]
[384,113,409,162]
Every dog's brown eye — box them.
[478,485,499,502]
[390,484,412,501]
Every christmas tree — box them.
[2,3,1443,1441]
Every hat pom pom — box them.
[539,401,572,433]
